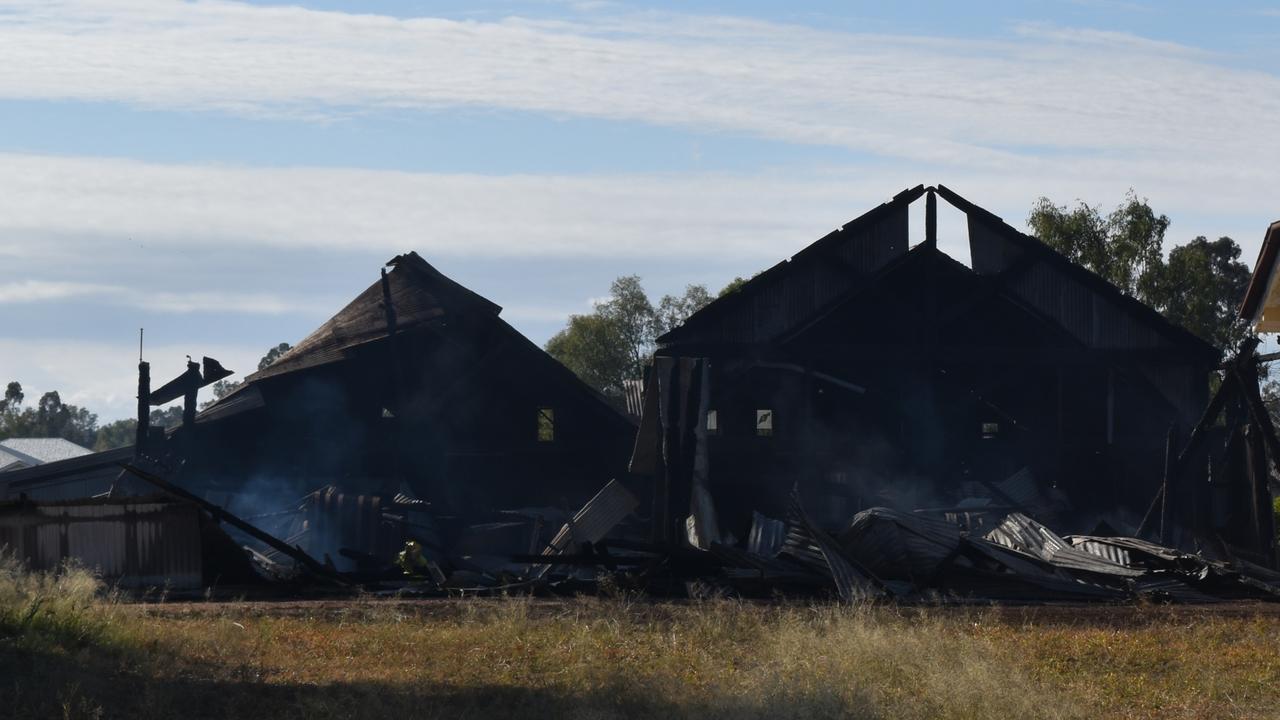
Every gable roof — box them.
[1239,220,1280,331]
[201,251,634,428]
[660,184,1219,363]
[248,251,500,383]
[0,446,135,500]
[660,185,923,346]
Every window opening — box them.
[756,409,773,437]
[537,407,555,442]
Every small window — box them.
[981,422,999,439]
[756,409,773,437]
[537,407,555,442]
[706,409,719,435]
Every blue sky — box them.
[2,0,1280,421]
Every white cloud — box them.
[0,0,1276,180]
[0,279,305,314]
[0,280,111,303]
[0,152,906,260]
[0,152,1267,266]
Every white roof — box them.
[0,438,93,468]
[0,448,31,471]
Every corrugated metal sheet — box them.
[303,486,390,561]
[781,489,884,602]
[1070,539,1131,566]
[986,513,1142,577]
[530,479,638,579]
[839,507,962,584]
[622,379,644,419]
[747,511,786,558]
[2,447,134,501]
[0,438,93,466]
[1065,534,1189,566]
[544,479,638,553]
[196,383,265,423]
[0,497,203,588]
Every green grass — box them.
[3,558,1279,719]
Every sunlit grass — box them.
[3,559,1279,719]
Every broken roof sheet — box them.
[986,512,1143,578]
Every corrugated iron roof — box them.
[1,446,134,501]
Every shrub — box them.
[0,551,112,652]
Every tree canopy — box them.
[258,342,293,371]
[1028,190,1169,300]
[0,387,98,448]
[1029,191,1250,351]
[1144,236,1251,350]
[546,278,715,400]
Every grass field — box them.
[4,558,1280,719]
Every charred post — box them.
[181,358,200,430]
[135,360,150,456]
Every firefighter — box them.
[396,540,430,579]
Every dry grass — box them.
[2,562,1279,720]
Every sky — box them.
[2,0,1280,422]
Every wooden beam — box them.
[119,463,348,585]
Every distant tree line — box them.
[0,381,100,449]
[1,343,290,452]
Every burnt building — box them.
[8,252,636,534]
[633,186,1239,554]
[182,252,636,515]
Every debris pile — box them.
[97,460,1278,603]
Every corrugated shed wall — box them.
[4,468,119,501]
[0,499,203,589]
